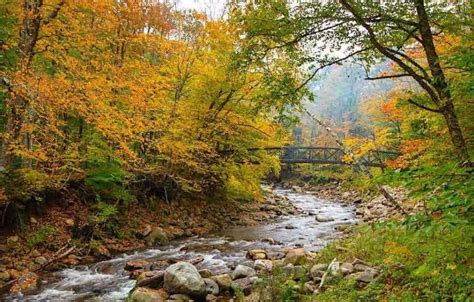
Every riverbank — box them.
[0,187,300,297]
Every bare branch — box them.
[365,73,411,80]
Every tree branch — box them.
[406,98,441,113]
[365,73,411,80]
[43,0,65,25]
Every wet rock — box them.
[203,278,219,295]
[254,259,273,272]
[340,263,354,275]
[130,287,169,302]
[262,238,281,245]
[151,260,172,271]
[244,249,264,261]
[125,260,150,271]
[284,248,306,265]
[292,186,303,193]
[231,264,256,280]
[315,214,334,222]
[285,224,297,229]
[145,227,169,246]
[164,262,206,297]
[136,271,165,289]
[210,274,232,290]
[231,277,253,295]
[198,269,213,278]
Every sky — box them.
[176,0,226,18]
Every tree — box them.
[233,0,472,165]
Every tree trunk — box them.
[441,101,471,165]
[414,0,471,165]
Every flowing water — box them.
[10,188,355,301]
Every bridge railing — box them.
[244,146,399,167]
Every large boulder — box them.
[284,248,306,265]
[231,265,256,280]
[164,262,206,297]
[129,287,168,302]
[145,227,169,246]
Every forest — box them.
[0,0,472,301]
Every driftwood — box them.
[304,109,407,215]
[0,245,75,294]
[319,257,337,290]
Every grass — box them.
[259,220,474,301]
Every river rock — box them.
[292,186,303,193]
[230,277,253,295]
[340,262,354,275]
[231,264,256,280]
[348,270,377,283]
[136,271,165,289]
[303,281,318,294]
[0,270,10,281]
[284,248,306,265]
[315,214,334,222]
[125,260,150,271]
[198,269,213,278]
[164,262,206,297]
[285,224,297,229]
[92,244,111,258]
[35,256,48,265]
[145,227,169,246]
[247,249,267,260]
[210,274,232,290]
[203,278,219,295]
[354,263,376,272]
[169,293,193,301]
[254,259,273,272]
[310,263,327,279]
[130,287,168,302]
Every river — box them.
[10,187,355,301]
